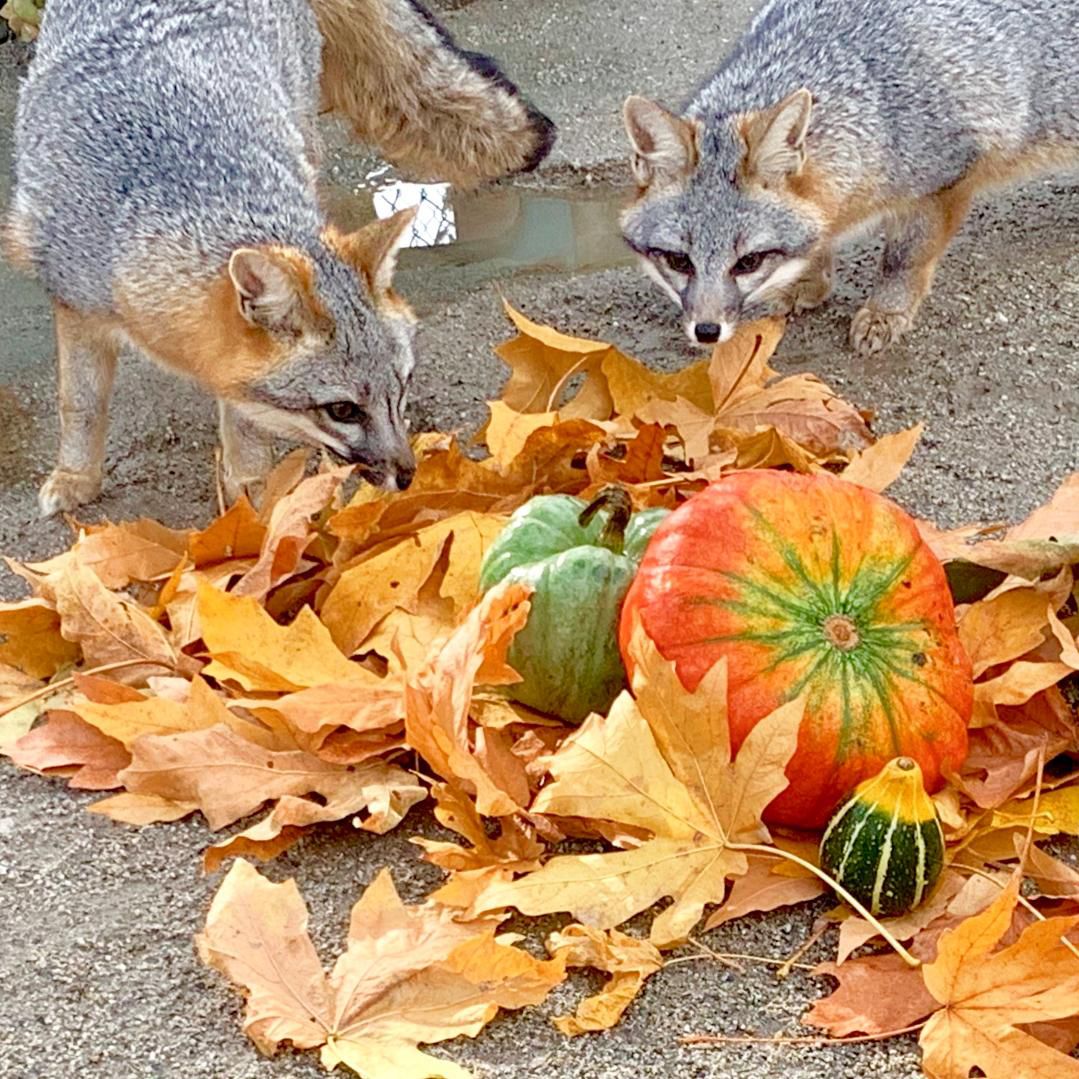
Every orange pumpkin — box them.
[620,470,972,828]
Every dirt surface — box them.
[1,2,1078,1076]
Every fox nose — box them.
[694,321,721,343]
[393,461,415,491]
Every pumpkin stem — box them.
[822,614,860,651]
[579,486,633,555]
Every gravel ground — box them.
[1,2,1078,1077]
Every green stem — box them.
[579,486,633,555]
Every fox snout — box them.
[346,439,416,492]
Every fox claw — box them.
[38,468,103,517]
[850,305,913,357]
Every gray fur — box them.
[623,0,1079,346]
[10,0,416,498]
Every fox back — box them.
[622,0,1079,347]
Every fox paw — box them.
[38,469,102,517]
[850,306,913,357]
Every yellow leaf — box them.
[198,581,362,691]
[0,598,81,679]
[472,633,804,946]
[484,402,561,470]
[88,791,198,825]
[841,423,924,492]
[197,861,563,1078]
[920,874,1079,1078]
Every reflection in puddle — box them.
[322,173,634,291]
[371,181,457,247]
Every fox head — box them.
[221,209,419,491]
[620,89,829,345]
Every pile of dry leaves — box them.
[1,305,1077,1078]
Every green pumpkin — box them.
[819,756,945,917]
[479,487,667,724]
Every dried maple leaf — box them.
[472,632,804,946]
[919,874,1079,1078]
[804,953,939,1037]
[546,924,663,1035]
[64,518,188,588]
[188,497,266,566]
[118,723,424,830]
[1022,841,1079,899]
[404,583,533,818]
[197,860,564,1078]
[492,301,615,421]
[412,782,545,908]
[1009,473,1079,542]
[841,423,925,493]
[321,512,504,658]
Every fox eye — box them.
[732,251,771,276]
[655,249,694,276]
[324,401,365,424]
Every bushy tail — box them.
[311,0,556,187]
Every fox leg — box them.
[851,185,972,356]
[38,304,120,516]
[218,401,274,506]
[790,249,835,314]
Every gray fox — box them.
[5,0,554,515]
[620,0,1079,354]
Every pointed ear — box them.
[742,88,813,183]
[344,208,417,294]
[623,96,698,188]
[228,247,314,332]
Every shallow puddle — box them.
[320,175,635,307]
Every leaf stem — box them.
[0,658,174,719]
[730,841,922,968]
[680,1020,927,1047]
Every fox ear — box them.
[743,88,813,182]
[228,247,315,332]
[344,208,417,294]
[623,96,698,187]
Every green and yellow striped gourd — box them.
[819,756,945,917]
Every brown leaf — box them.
[1021,840,1079,899]
[48,555,178,672]
[841,424,924,492]
[188,498,266,566]
[232,467,349,600]
[0,598,80,679]
[88,791,198,825]
[703,852,825,930]
[68,519,188,588]
[919,874,1079,1078]
[118,723,423,830]
[492,301,614,420]
[804,954,939,1037]
[197,860,563,1077]
[546,925,663,1035]
[404,583,533,818]
[9,711,129,789]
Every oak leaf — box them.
[472,633,804,946]
[197,860,563,1078]
[198,581,362,691]
[118,723,424,830]
[919,874,1079,1078]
